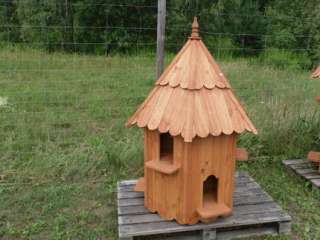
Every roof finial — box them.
[191,17,200,39]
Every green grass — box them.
[0,45,320,239]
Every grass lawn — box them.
[1,45,320,239]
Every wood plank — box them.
[119,180,139,186]
[216,225,278,240]
[302,173,320,180]
[134,224,280,240]
[295,168,318,175]
[119,205,150,216]
[311,178,320,187]
[282,159,307,165]
[283,159,320,188]
[141,232,200,240]
[118,173,291,239]
[278,221,291,234]
[290,163,317,170]
[119,202,282,225]
[118,193,273,216]
[119,211,290,238]
[119,237,133,240]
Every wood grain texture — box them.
[117,173,291,240]
[127,18,257,143]
[236,148,249,161]
[307,151,320,173]
[141,132,238,224]
[127,18,259,227]
[311,65,320,79]
[127,87,256,143]
[134,177,145,192]
[282,159,320,188]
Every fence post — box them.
[156,0,166,79]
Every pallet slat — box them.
[118,194,273,216]
[118,172,291,240]
[119,202,282,225]
[120,211,290,238]
[118,192,272,208]
[282,159,307,165]
[283,159,320,188]
[118,200,278,216]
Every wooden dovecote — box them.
[311,65,320,79]
[126,17,257,225]
[308,65,320,165]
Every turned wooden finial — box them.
[190,17,201,39]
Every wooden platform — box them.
[117,172,291,240]
[283,159,320,188]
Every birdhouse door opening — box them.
[197,175,231,222]
[203,175,218,208]
[160,133,173,164]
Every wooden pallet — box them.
[117,172,291,240]
[283,159,320,188]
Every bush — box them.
[205,36,236,60]
[259,48,312,70]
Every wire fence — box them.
[0,2,319,158]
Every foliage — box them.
[265,0,320,63]
[259,48,312,70]
[0,0,319,64]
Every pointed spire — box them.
[190,17,201,39]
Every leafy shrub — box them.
[205,36,236,60]
[259,48,312,70]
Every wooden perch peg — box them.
[315,96,320,103]
[307,151,320,173]
[236,148,249,161]
[134,177,145,192]
[307,151,320,163]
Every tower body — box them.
[144,130,237,224]
[127,18,257,225]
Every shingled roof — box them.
[127,18,257,142]
[311,66,320,79]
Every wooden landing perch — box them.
[118,172,291,240]
[307,151,320,173]
[236,148,249,161]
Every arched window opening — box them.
[203,175,218,208]
[159,133,173,164]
